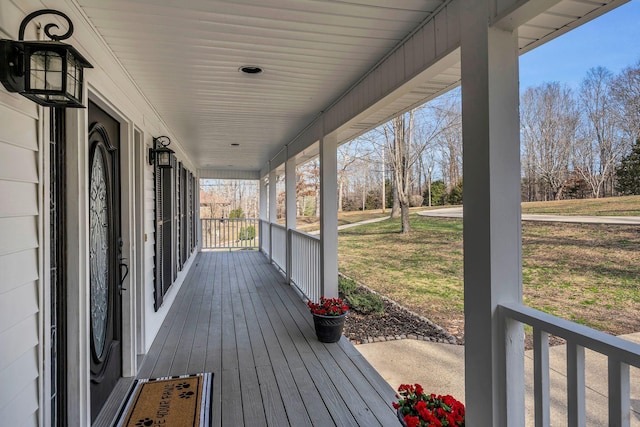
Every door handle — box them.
[119,260,129,292]
[117,237,128,292]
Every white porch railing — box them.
[259,219,270,257]
[257,221,323,302]
[289,229,321,303]
[270,223,287,272]
[499,302,640,427]
[201,218,259,249]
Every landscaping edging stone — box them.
[339,273,458,346]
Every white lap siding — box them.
[0,99,42,426]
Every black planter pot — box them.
[397,408,407,426]
[312,312,347,343]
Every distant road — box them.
[418,207,640,225]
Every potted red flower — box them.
[307,297,349,343]
[393,383,465,427]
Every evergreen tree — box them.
[615,140,640,195]
[423,180,447,206]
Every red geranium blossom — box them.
[394,383,465,426]
[307,297,349,316]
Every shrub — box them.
[338,276,358,295]
[238,225,255,240]
[339,276,384,315]
[423,180,446,206]
[447,180,463,205]
[229,207,245,218]
[345,292,385,315]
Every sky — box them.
[519,0,640,90]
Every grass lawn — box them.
[522,195,640,216]
[295,206,428,232]
[338,214,640,342]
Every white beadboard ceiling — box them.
[73,0,625,173]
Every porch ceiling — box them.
[72,0,625,173]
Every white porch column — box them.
[285,152,297,283]
[268,166,277,262]
[319,132,338,299]
[461,1,524,426]
[259,174,268,253]
[259,175,268,220]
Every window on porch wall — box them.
[154,157,196,310]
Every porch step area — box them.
[97,251,397,426]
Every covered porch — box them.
[95,251,398,426]
[1,0,639,425]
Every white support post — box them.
[259,174,268,252]
[608,357,631,427]
[567,341,586,426]
[259,175,268,221]
[533,328,550,427]
[319,132,338,299]
[461,1,524,425]
[285,153,297,283]
[268,167,277,263]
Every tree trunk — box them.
[338,179,344,212]
[390,176,400,218]
[381,149,386,213]
[400,199,410,234]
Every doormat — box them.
[114,373,213,427]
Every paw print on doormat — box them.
[176,382,191,390]
[135,418,154,427]
[179,390,195,399]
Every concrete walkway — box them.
[418,206,640,225]
[308,215,391,235]
[357,333,640,425]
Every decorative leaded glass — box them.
[89,149,109,357]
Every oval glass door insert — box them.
[89,148,110,357]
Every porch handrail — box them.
[289,229,321,303]
[499,302,640,427]
[270,223,287,272]
[201,218,259,250]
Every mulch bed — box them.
[341,280,566,350]
[340,283,458,346]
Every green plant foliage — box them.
[345,292,385,315]
[339,276,358,295]
[238,225,255,240]
[423,180,447,206]
[339,276,385,315]
[447,180,463,205]
[385,179,394,208]
[615,140,640,195]
[229,207,245,218]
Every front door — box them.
[88,101,123,421]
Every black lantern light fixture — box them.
[149,136,175,169]
[0,9,93,108]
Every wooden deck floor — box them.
[112,251,398,426]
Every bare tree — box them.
[521,83,579,200]
[611,61,640,145]
[385,112,413,232]
[575,67,627,198]
[337,139,372,211]
[431,92,463,193]
[297,161,319,217]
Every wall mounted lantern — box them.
[0,9,93,108]
[149,136,175,169]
